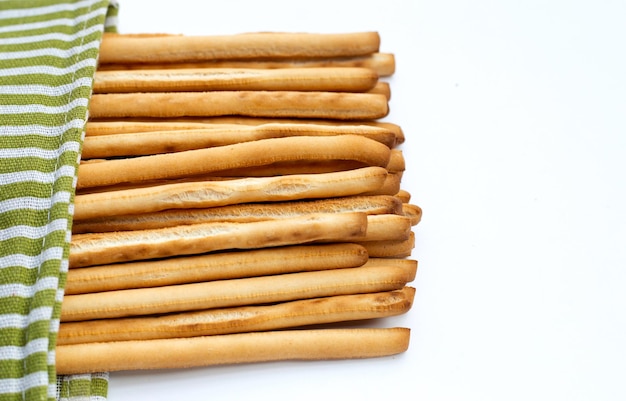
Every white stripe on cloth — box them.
[0,98,89,116]
[0,338,49,361]
[0,40,101,61]
[0,24,103,45]
[0,7,107,34]
[67,202,75,220]
[0,57,97,77]
[0,77,93,96]
[0,306,54,330]
[0,372,49,396]
[0,192,73,213]
[0,166,76,186]
[0,119,87,137]
[0,282,60,303]
[0,0,103,21]
[0,276,60,299]
[0,219,69,242]
[0,145,81,163]
[47,349,55,366]
[0,247,66,271]
[48,318,60,335]
[104,14,118,29]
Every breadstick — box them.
[72,195,402,233]
[209,149,403,177]
[58,287,415,344]
[98,32,381,64]
[80,162,386,182]
[72,212,406,252]
[85,119,405,146]
[141,117,406,146]
[85,121,239,136]
[69,212,367,268]
[82,123,396,159]
[97,52,396,77]
[388,149,405,173]
[368,81,391,99]
[65,243,368,294]
[191,160,377,178]
[360,231,416,258]
[395,189,411,203]
[362,172,401,196]
[88,91,389,120]
[60,264,410,321]
[55,327,410,374]
[363,258,418,282]
[74,167,389,220]
[371,121,405,145]
[93,67,378,93]
[76,135,390,189]
[362,214,412,242]
[81,129,393,159]
[84,121,396,148]
[402,203,422,226]
[72,212,406,244]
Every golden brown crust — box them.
[73,167,389,220]
[361,214,412,242]
[403,203,423,225]
[58,287,415,344]
[60,264,409,321]
[97,52,396,77]
[82,123,396,159]
[363,258,419,282]
[56,327,410,374]
[361,172,402,196]
[69,212,368,268]
[88,91,389,120]
[368,81,391,99]
[72,195,402,233]
[60,30,417,375]
[76,135,390,189]
[85,118,405,146]
[359,231,416,258]
[65,243,369,294]
[395,189,411,203]
[98,32,381,64]
[93,67,379,93]
[387,149,405,173]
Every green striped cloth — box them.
[0,1,118,400]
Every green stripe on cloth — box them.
[0,1,118,400]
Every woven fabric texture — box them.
[0,1,117,400]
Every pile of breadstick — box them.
[56,31,421,374]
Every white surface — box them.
[106,1,626,400]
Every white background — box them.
[106,1,626,400]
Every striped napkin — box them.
[0,1,118,400]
